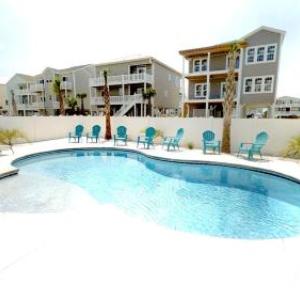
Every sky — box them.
[0,0,300,97]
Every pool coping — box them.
[4,144,300,184]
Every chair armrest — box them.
[241,142,253,145]
[239,142,253,149]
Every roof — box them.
[242,26,286,42]
[95,55,181,75]
[179,40,247,58]
[179,26,286,58]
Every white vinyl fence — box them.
[0,116,299,155]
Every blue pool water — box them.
[10,149,300,239]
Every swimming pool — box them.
[5,149,300,239]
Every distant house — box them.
[0,83,8,115]
[89,56,181,116]
[179,26,285,118]
[6,57,181,117]
[6,65,94,116]
[273,96,300,118]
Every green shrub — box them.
[0,129,28,154]
[282,136,300,159]
[187,142,194,150]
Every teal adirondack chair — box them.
[113,126,128,146]
[238,131,269,160]
[86,125,101,143]
[202,130,221,154]
[68,124,84,143]
[162,128,184,151]
[137,127,156,149]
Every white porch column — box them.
[143,101,147,116]
[134,104,137,116]
[181,57,186,110]
[236,47,244,118]
[205,52,211,118]
[72,72,77,97]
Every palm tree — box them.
[66,96,78,115]
[77,93,87,115]
[10,90,17,116]
[0,129,27,154]
[221,42,240,153]
[103,70,112,140]
[142,87,157,116]
[52,75,65,115]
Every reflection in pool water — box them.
[9,149,300,239]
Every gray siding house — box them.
[89,56,181,116]
[0,83,8,114]
[6,65,94,116]
[6,57,181,117]
[179,26,285,118]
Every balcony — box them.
[16,101,43,110]
[185,95,237,103]
[90,94,143,106]
[89,73,153,87]
[14,89,31,96]
[60,81,72,90]
[274,110,300,117]
[30,83,44,93]
[45,100,60,109]
[186,68,239,79]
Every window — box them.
[246,44,277,64]
[193,58,208,73]
[254,78,263,92]
[245,78,253,93]
[244,76,274,94]
[194,83,207,98]
[267,45,276,61]
[194,60,201,72]
[201,59,207,71]
[257,47,265,62]
[247,48,255,63]
[264,77,273,92]
[235,55,240,69]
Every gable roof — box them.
[242,26,286,43]
[179,26,286,58]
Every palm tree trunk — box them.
[104,89,112,140]
[58,92,65,115]
[103,72,112,140]
[11,91,17,116]
[221,45,238,153]
[81,98,84,115]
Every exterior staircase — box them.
[114,94,143,116]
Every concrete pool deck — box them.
[0,139,300,300]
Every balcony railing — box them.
[90,94,143,105]
[30,83,44,92]
[45,100,60,109]
[16,101,44,110]
[274,110,300,117]
[186,95,237,102]
[60,81,72,90]
[89,73,153,87]
[14,89,31,96]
